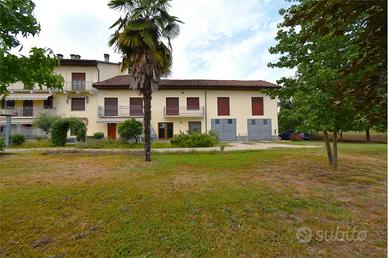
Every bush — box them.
[0,138,5,151]
[51,117,87,146]
[93,132,104,139]
[118,119,143,143]
[33,113,61,134]
[171,132,218,147]
[11,134,26,145]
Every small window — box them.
[228,119,233,124]
[188,121,201,133]
[263,119,268,125]
[252,97,264,116]
[215,119,220,124]
[44,96,53,109]
[71,98,85,111]
[217,97,230,116]
[251,120,256,125]
[1,100,15,108]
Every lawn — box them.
[0,143,386,257]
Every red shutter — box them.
[217,97,230,116]
[130,98,143,116]
[252,97,264,115]
[166,98,179,115]
[187,97,199,110]
[72,73,85,81]
[71,98,85,111]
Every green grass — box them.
[1,143,386,257]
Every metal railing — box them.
[6,81,93,91]
[0,107,55,117]
[97,106,144,117]
[164,106,205,117]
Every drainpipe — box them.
[96,64,100,82]
[204,89,208,132]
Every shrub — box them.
[51,117,87,146]
[11,133,26,145]
[93,132,104,139]
[0,138,5,151]
[33,113,61,134]
[171,132,218,147]
[118,119,143,143]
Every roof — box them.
[59,59,119,67]
[93,75,280,90]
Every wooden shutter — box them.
[71,98,85,111]
[72,73,85,81]
[252,97,264,115]
[217,97,230,116]
[166,98,179,115]
[187,97,199,110]
[104,98,118,116]
[130,98,143,116]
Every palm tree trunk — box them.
[323,130,333,165]
[143,86,152,162]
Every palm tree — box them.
[108,0,181,161]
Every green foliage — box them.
[10,134,25,145]
[0,138,5,151]
[171,132,218,147]
[118,119,143,143]
[33,113,61,134]
[51,118,87,146]
[0,0,64,94]
[93,132,105,139]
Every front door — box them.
[107,123,116,140]
[158,122,173,139]
[23,100,33,116]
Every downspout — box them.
[96,63,100,82]
[204,89,208,132]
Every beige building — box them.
[1,55,279,141]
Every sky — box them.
[19,0,294,83]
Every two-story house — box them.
[0,54,280,141]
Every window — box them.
[130,98,143,116]
[252,97,264,115]
[1,100,15,108]
[186,97,199,110]
[251,120,256,125]
[72,73,86,90]
[166,98,179,115]
[228,119,233,124]
[263,119,268,125]
[71,98,85,111]
[104,98,118,116]
[44,96,53,109]
[217,97,230,116]
[188,122,201,133]
[215,119,220,124]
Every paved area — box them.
[3,142,320,154]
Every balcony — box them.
[0,107,55,117]
[164,106,204,117]
[97,106,143,117]
[62,81,93,91]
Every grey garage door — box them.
[211,119,237,141]
[247,119,272,140]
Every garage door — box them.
[247,119,272,140]
[211,119,236,141]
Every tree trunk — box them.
[332,130,338,170]
[143,86,152,162]
[323,130,333,165]
[365,127,371,143]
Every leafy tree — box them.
[108,0,181,161]
[33,113,61,134]
[118,119,143,143]
[51,118,86,146]
[0,0,64,94]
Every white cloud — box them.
[17,0,293,83]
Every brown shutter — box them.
[166,98,179,115]
[71,98,85,111]
[104,98,118,116]
[72,73,85,81]
[217,97,230,116]
[187,97,199,110]
[130,98,143,116]
[252,97,264,115]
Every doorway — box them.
[158,122,173,139]
[107,123,117,140]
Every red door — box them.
[107,123,116,140]
[166,98,179,115]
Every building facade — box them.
[0,55,279,141]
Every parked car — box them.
[279,130,310,140]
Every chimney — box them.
[104,53,110,62]
[56,54,63,59]
[70,54,81,60]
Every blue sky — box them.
[20,0,293,83]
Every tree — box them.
[51,117,86,146]
[118,119,143,143]
[33,113,61,134]
[108,0,181,161]
[0,0,64,94]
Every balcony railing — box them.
[97,106,143,117]
[164,106,204,117]
[7,81,93,91]
[0,107,55,117]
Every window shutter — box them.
[252,97,264,115]
[104,98,118,116]
[187,97,199,110]
[130,98,143,116]
[71,98,85,111]
[217,97,230,116]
